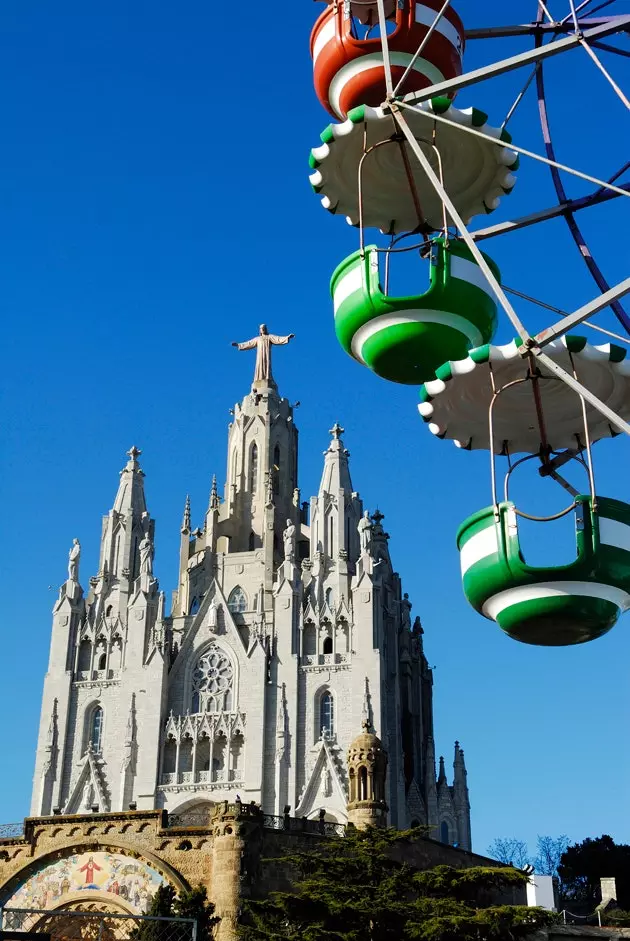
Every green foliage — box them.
[131,883,219,941]
[239,826,558,941]
[559,835,630,910]
[602,909,630,927]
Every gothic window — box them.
[163,738,177,774]
[227,586,247,614]
[358,765,368,801]
[90,706,104,753]
[213,734,227,782]
[323,636,333,655]
[191,644,235,713]
[189,596,200,615]
[97,652,107,671]
[320,691,334,738]
[325,587,333,609]
[248,531,256,551]
[273,444,280,495]
[303,622,316,656]
[77,639,91,673]
[249,444,258,494]
[440,821,449,844]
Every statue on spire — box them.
[232,324,294,384]
[68,538,81,583]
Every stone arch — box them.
[0,840,189,910]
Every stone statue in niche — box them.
[208,599,218,632]
[139,533,153,576]
[283,519,296,562]
[358,511,372,555]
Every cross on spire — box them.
[126,445,142,469]
[329,422,344,440]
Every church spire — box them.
[319,423,353,496]
[209,475,219,511]
[437,755,447,787]
[112,447,147,516]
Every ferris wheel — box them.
[306,0,630,647]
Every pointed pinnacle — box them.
[209,474,219,511]
[181,494,191,533]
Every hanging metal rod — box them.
[390,104,530,341]
[399,15,630,103]
[394,98,630,200]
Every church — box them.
[29,325,471,842]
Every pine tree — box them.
[239,826,558,941]
[131,884,219,941]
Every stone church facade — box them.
[0,337,479,941]
[29,341,470,843]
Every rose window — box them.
[191,645,234,713]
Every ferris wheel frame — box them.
[368,0,630,438]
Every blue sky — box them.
[1,1,628,857]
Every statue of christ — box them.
[232,324,294,384]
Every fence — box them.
[263,813,345,838]
[0,908,197,941]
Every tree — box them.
[132,884,219,941]
[239,826,557,941]
[486,838,530,870]
[558,835,630,911]
[534,836,569,878]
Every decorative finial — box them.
[329,422,344,440]
[126,446,142,467]
[181,494,191,533]
[372,508,384,524]
[361,677,372,732]
[209,474,219,511]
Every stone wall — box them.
[0,806,524,941]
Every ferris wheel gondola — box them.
[305,0,630,646]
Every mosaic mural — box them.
[3,851,168,913]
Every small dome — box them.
[347,722,387,771]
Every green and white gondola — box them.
[456,495,630,646]
[331,237,500,384]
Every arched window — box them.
[248,531,256,551]
[325,587,333,609]
[249,444,258,494]
[227,586,247,614]
[320,691,334,737]
[273,444,280,495]
[358,766,368,801]
[323,636,333,655]
[189,596,200,615]
[90,706,103,753]
[440,821,449,844]
[191,644,234,713]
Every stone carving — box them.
[358,511,372,555]
[401,593,412,631]
[68,538,81,582]
[232,324,295,383]
[208,599,218,631]
[283,519,296,562]
[139,534,153,576]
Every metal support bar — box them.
[395,99,630,199]
[464,16,626,40]
[400,16,630,103]
[579,38,630,109]
[471,182,630,240]
[376,0,394,96]
[390,104,530,340]
[533,278,630,348]
[393,0,451,95]
[533,349,630,438]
